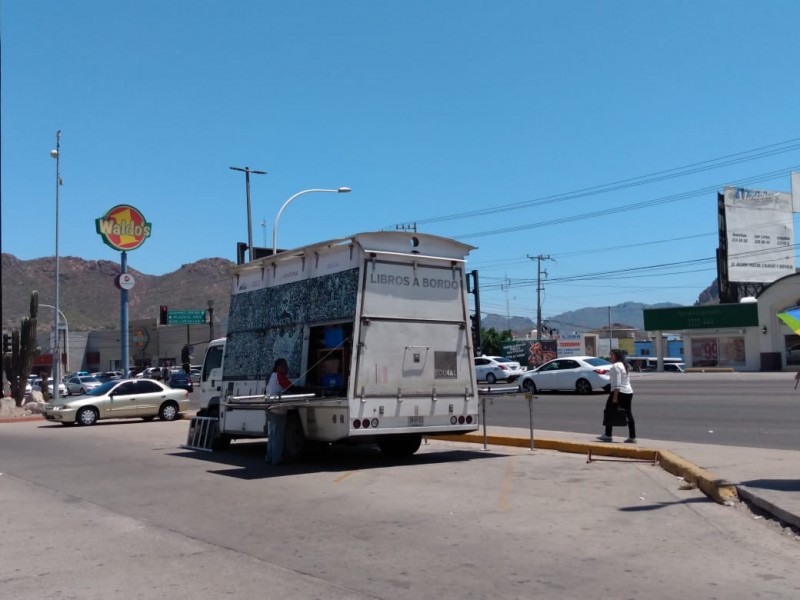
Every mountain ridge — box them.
[2,253,700,333]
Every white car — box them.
[518,356,612,394]
[31,378,69,397]
[482,356,525,379]
[65,375,103,395]
[474,356,522,384]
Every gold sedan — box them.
[44,378,190,426]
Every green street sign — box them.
[167,310,207,325]
[643,303,758,331]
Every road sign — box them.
[167,310,207,325]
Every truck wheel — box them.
[283,412,306,463]
[378,434,423,458]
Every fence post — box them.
[481,394,489,451]
[527,392,535,452]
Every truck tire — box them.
[378,433,423,458]
[282,412,306,463]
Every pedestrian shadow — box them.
[739,479,800,492]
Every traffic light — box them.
[2,333,11,354]
[470,314,482,356]
[159,305,169,325]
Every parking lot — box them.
[2,417,800,599]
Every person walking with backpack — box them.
[597,349,636,443]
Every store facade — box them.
[643,272,800,371]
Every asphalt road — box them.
[4,418,800,599]
[484,372,800,450]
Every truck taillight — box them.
[458,415,465,424]
[361,418,370,428]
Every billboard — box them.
[723,186,795,283]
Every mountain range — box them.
[1,254,699,333]
[1,254,233,331]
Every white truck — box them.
[194,231,481,460]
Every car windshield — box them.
[87,381,119,396]
[584,357,612,367]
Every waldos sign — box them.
[96,204,152,251]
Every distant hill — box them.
[481,301,682,336]
[1,254,234,331]
[1,252,695,334]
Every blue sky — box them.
[2,1,800,327]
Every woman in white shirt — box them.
[597,349,636,443]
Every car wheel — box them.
[76,407,98,426]
[486,373,497,384]
[79,387,86,394]
[158,401,179,421]
[521,378,537,394]
[575,378,592,394]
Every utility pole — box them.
[501,275,511,332]
[527,254,554,341]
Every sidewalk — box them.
[437,425,800,530]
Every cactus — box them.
[3,291,41,406]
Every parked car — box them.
[474,356,521,384]
[166,371,194,393]
[65,375,103,395]
[94,371,123,383]
[189,365,202,384]
[663,362,685,373]
[518,356,612,394]
[140,367,164,380]
[43,378,190,426]
[31,378,69,397]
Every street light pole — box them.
[40,304,69,374]
[272,188,351,256]
[229,166,267,262]
[50,131,62,402]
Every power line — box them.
[454,166,796,240]
[389,137,800,228]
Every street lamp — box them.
[230,166,267,262]
[50,131,63,402]
[272,188,351,256]
[40,304,69,374]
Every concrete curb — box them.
[0,415,44,424]
[433,432,739,505]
